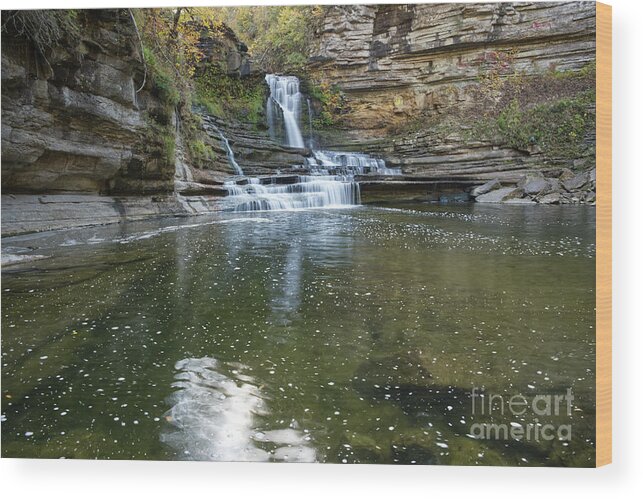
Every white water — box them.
[306,150,402,176]
[202,117,243,175]
[223,175,359,212]
[224,75,399,212]
[265,74,305,149]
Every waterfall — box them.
[223,175,359,212]
[214,126,243,176]
[305,150,402,176]
[223,75,398,212]
[201,116,243,175]
[265,74,305,149]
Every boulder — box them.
[547,178,562,193]
[558,168,576,181]
[518,171,545,183]
[474,187,517,203]
[523,178,550,196]
[470,178,501,197]
[563,172,590,192]
[538,192,561,204]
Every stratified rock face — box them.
[309,2,596,176]
[311,2,595,130]
[1,9,174,195]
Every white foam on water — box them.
[115,218,271,244]
[1,253,49,266]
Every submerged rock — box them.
[391,431,438,465]
[353,352,433,393]
[340,433,387,464]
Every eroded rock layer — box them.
[309,2,596,176]
[1,10,178,195]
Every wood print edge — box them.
[596,1,612,468]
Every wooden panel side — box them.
[596,1,612,468]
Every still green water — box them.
[1,203,596,465]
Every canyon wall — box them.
[1,9,308,234]
[308,2,596,177]
[1,9,178,195]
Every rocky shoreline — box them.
[471,168,596,205]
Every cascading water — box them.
[223,175,360,212]
[224,75,398,212]
[265,74,305,149]
[217,131,243,176]
[202,116,243,176]
[305,150,402,176]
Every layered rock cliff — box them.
[1,9,308,234]
[1,10,175,195]
[1,5,598,236]
[308,2,596,178]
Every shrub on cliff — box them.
[194,68,266,126]
[496,94,595,159]
[307,81,347,129]
[1,10,80,56]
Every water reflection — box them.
[270,242,303,326]
[1,205,596,465]
[161,357,315,462]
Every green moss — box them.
[143,47,181,108]
[140,120,176,172]
[194,67,265,126]
[188,138,216,168]
[393,64,596,165]
[307,81,346,129]
[162,133,176,165]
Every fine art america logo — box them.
[469,388,574,442]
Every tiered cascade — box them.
[222,75,398,212]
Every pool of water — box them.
[1,203,596,465]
